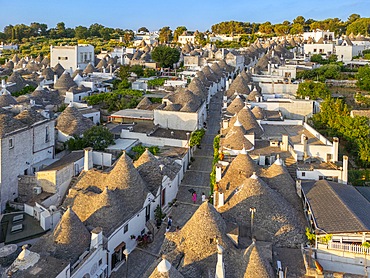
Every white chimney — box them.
[332,137,339,162]
[90,227,103,249]
[218,192,224,208]
[215,244,225,278]
[54,74,58,84]
[342,155,348,184]
[1,79,5,88]
[216,164,222,182]
[84,147,93,171]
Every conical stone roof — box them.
[262,159,303,211]
[251,106,264,120]
[223,120,254,151]
[240,70,251,83]
[176,202,228,263]
[12,54,20,64]
[226,95,245,115]
[4,60,14,70]
[42,66,55,81]
[106,152,148,191]
[0,92,17,107]
[134,149,163,194]
[243,242,274,277]
[227,74,250,97]
[53,63,65,77]
[136,96,153,109]
[196,71,211,87]
[149,258,184,278]
[202,65,218,83]
[96,59,107,70]
[14,109,46,126]
[219,148,260,196]
[83,63,96,74]
[53,207,90,262]
[54,72,77,92]
[219,175,304,247]
[229,106,263,138]
[56,104,93,136]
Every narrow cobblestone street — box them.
[111,91,223,278]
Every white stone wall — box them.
[251,100,314,120]
[50,45,78,71]
[154,110,199,131]
[258,83,299,95]
[0,120,55,210]
[297,168,345,183]
[303,43,334,56]
[50,45,94,71]
[120,129,188,147]
[71,246,107,278]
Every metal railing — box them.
[327,242,370,255]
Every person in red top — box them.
[192,191,197,204]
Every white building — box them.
[50,44,95,71]
[0,110,55,211]
[303,42,335,57]
[303,30,335,42]
[178,35,195,45]
[335,37,369,62]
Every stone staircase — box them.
[284,156,297,180]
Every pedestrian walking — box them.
[167,216,172,227]
[165,226,170,233]
[192,191,197,204]
[201,192,206,202]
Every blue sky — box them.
[1,0,368,32]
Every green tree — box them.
[347,14,361,25]
[56,22,66,38]
[89,23,104,37]
[83,126,115,150]
[138,27,149,33]
[130,144,159,160]
[130,65,144,77]
[296,81,330,100]
[173,26,187,42]
[293,16,306,25]
[75,26,89,39]
[66,126,115,151]
[151,45,180,68]
[274,24,290,35]
[290,23,304,34]
[190,129,205,147]
[258,22,273,34]
[346,18,370,36]
[356,65,370,91]
[158,26,173,43]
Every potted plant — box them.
[154,205,163,228]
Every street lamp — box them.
[250,207,256,238]
[123,248,131,278]
[186,132,190,164]
[159,164,164,214]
